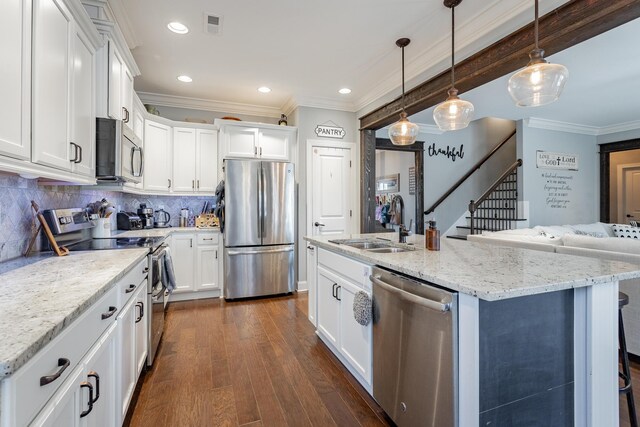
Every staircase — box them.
[448,159,527,240]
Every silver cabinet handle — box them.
[197,180,200,189]
[369,275,450,312]
[168,179,172,189]
[254,146,257,156]
[131,146,143,177]
[192,180,195,189]
[259,147,262,156]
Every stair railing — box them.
[424,129,516,216]
[469,159,522,235]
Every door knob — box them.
[628,214,635,218]
[314,222,325,227]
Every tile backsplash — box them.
[0,172,216,262]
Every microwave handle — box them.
[131,146,143,177]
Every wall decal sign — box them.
[315,124,345,139]
[536,151,578,171]
[543,172,574,209]
[408,167,416,195]
[427,143,464,162]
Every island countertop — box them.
[305,233,640,301]
[113,226,219,239]
[0,248,149,380]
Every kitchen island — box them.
[305,233,640,427]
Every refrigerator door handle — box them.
[261,165,266,239]
[227,247,294,255]
[257,166,262,239]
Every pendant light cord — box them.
[451,5,455,88]
[534,0,539,50]
[401,45,406,113]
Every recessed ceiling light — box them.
[177,75,192,83]
[338,88,352,94]
[167,22,189,34]
[257,86,271,93]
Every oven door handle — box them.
[370,275,451,312]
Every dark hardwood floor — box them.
[128,292,640,426]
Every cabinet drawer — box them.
[2,285,118,427]
[197,233,219,245]
[118,257,148,307]
[318,248,371,290]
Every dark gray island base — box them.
[479,290,574,426]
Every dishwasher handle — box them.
[370,275,451,313]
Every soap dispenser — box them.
[426,220,440,251]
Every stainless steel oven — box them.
[371,266,458,427]
[147,244,167,366]
[96,118,143,183]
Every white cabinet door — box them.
[70,30,95,177]
[108,44,123,121]
[32,0,73,171]
[81,324,116,427]
[172,127,197,192]
[133,108,144,141]
[171,234,196,293]
[196,129,218,192]
[258,128,290,160]
[306,245,317,326]
[317,267,341,347]
[338,280,371,385]
[144,120,172,191]
[0,0,30,160]
[196,246,219,291]
[223,126,257,158]
[134,283,148,376]
[121,64,134,132]
[30,365,84,427]
[116,298,136,424]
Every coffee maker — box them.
[137,204,154,229]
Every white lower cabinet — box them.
[306,245,317,326]
[82,324,116,427]
[116,297,136,423]
[30,365,84,427]
[315,250,372,389]
[170,232,220,297]
[134,283,148,376]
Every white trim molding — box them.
[138,92,283,118]
[282,96,357,116]
[526,117,640,136]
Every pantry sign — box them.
[536,151,579,171]
[315,124,346,139]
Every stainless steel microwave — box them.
[95,118,143,183]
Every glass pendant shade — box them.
[433,88,474,131]
[389,112,420,145]
[508,53,569,107]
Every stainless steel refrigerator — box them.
[223,160,295,299]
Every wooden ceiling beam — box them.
[359,0,640,130]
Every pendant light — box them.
[388,38,419,146]
[507,0,568,107]
[433,0,474,132]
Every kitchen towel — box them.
[353,291,372,326]
[162,246,178,293]
[214,180,225,233]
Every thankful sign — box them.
[427,142,465,162]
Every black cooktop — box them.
[67,237,166,251]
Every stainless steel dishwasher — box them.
[371,266,458,427]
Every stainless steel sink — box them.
[366,247,410,253]
[346,242,392,250]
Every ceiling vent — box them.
[204,13,223,35]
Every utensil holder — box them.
[92,218,112,238]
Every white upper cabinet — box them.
[70,29,95,177]
[258,128,290,160]
[121,64,134,130]
[172,127,218,193]
[0,0,30,160]
[143,120,172,192]
[107,45,122,121]
[220,123,295,161]
[172,128,197,192]
[31,0,73,171]
[196,129,218,192]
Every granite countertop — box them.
[0,248,149,379]
[114,226,219,238]
[305,233,640,301]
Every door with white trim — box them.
[623,166,640,224]
[311,146,352,236]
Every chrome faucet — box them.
[399,224,410,243]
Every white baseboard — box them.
[297,280,308,291]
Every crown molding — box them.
[525,118,600,135]
[353,0,544,116]
[107,0,142,49]
[137,92,283,118]
[597,119,640,136]
[525,117,640,136]
[281,97,298,117]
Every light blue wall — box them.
[518,121,599,226]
